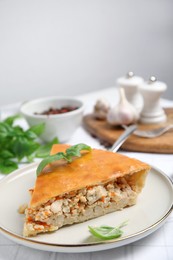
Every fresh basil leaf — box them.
[66,143,91,158]
[4,114,20,126]
[0,150,14,159]
[88,226,123,240]
[10,137,40,160]
[35,137,59,158]
[0,122,14,138]
[0,160,18,174]
[27,123,45,137]
[36,143,91,176]
[24,130,38,140]
[27,153,36,163]
[36,152,66,176]
[88,221,128,240]
[13,126,25,136]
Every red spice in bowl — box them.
[35,106,79,115]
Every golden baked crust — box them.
[30,144,150,208]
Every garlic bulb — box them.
[93,98,110,120]
[107,88,139,125]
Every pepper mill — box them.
[117,72,144,113]
[139,76,167,124]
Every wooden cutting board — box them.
[83,108,173,154]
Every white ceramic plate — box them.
[0,163,172,253]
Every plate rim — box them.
[0,163,173,252]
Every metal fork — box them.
[111,124,137,152]
[111,124,173,153]
[123,124,173,138]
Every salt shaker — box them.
[117,72,144,113]
[139,76,167,124]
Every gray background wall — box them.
[0,0,173,106]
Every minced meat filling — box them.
[26,177,137,231]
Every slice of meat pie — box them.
[23,144,150,237]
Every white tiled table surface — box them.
[0,87,173,260]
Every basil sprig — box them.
[88,221,128,240]
[36,143,91,176]
[0,114,59,174]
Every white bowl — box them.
[20,96,84,142]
